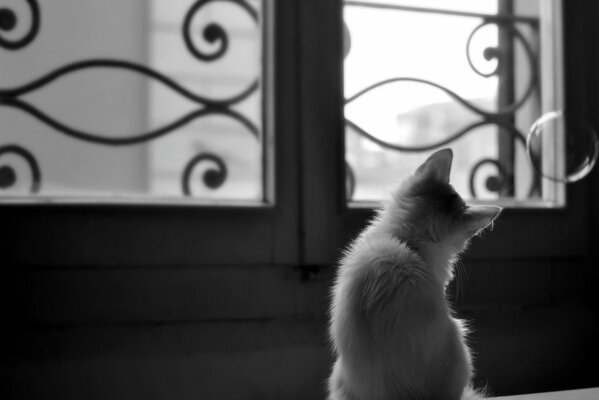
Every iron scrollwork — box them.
[344,2,541,200]
[0,144,41,193]
[182,153,228,196]
[0,0,260,197]
[183,0,258,62]
[0,0,40,50]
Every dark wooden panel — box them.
[2,257,587,327]
[2,265,334,326]
[469,306,599,396]
[343,197,591,262]
[2,307,597,400]
[450,257,587,309]
[2,319,331,400]
[1,206,284,266]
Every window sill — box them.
[490,387,599,400]
[0,196,276,209]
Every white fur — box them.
[328,149,501,400]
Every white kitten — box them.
[328,149,501,400]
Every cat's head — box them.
[382,148,502,263]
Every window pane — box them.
[343,0,563,206]
[0,0,267,204]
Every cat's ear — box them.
[415,148,453,184]
[463,205,502,236]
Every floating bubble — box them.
[526,110,599,183]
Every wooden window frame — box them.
[300,0,591,265]
[2,0,301,267]
[2,0,592,270]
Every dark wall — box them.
[2,258,598,399]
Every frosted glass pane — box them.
[0,0,266,204]
[343,0,559,205]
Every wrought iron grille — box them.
[343,1,542,201]
[0,0,264,200]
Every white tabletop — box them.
[491,387,599,400]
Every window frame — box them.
[1,0,302,267]
[341,0,566,207]
[299,0,591,265]
[1,0,592,269]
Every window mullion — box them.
[497,0,516,197]
[298,0,346,265]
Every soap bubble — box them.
[526,110,599,183]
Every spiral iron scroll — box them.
[344,11,540,200]
[183,0,258,62]
[0,0,259,197]
[0,0,40,50]
[0,144,41,193]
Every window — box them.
[1,0,588,268]
[0,0,567,206]
[0,0,269,203]
[343,0,565,207]
[1,0,293,267]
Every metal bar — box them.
[0,58,258,107]
[497,0,516,196]
[344,1,539,25]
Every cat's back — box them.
[328,230,467,400]
[331,230,426,318]
[329,229,440,356]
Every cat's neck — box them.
[416,241,456,285]
[369,213,456,287]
